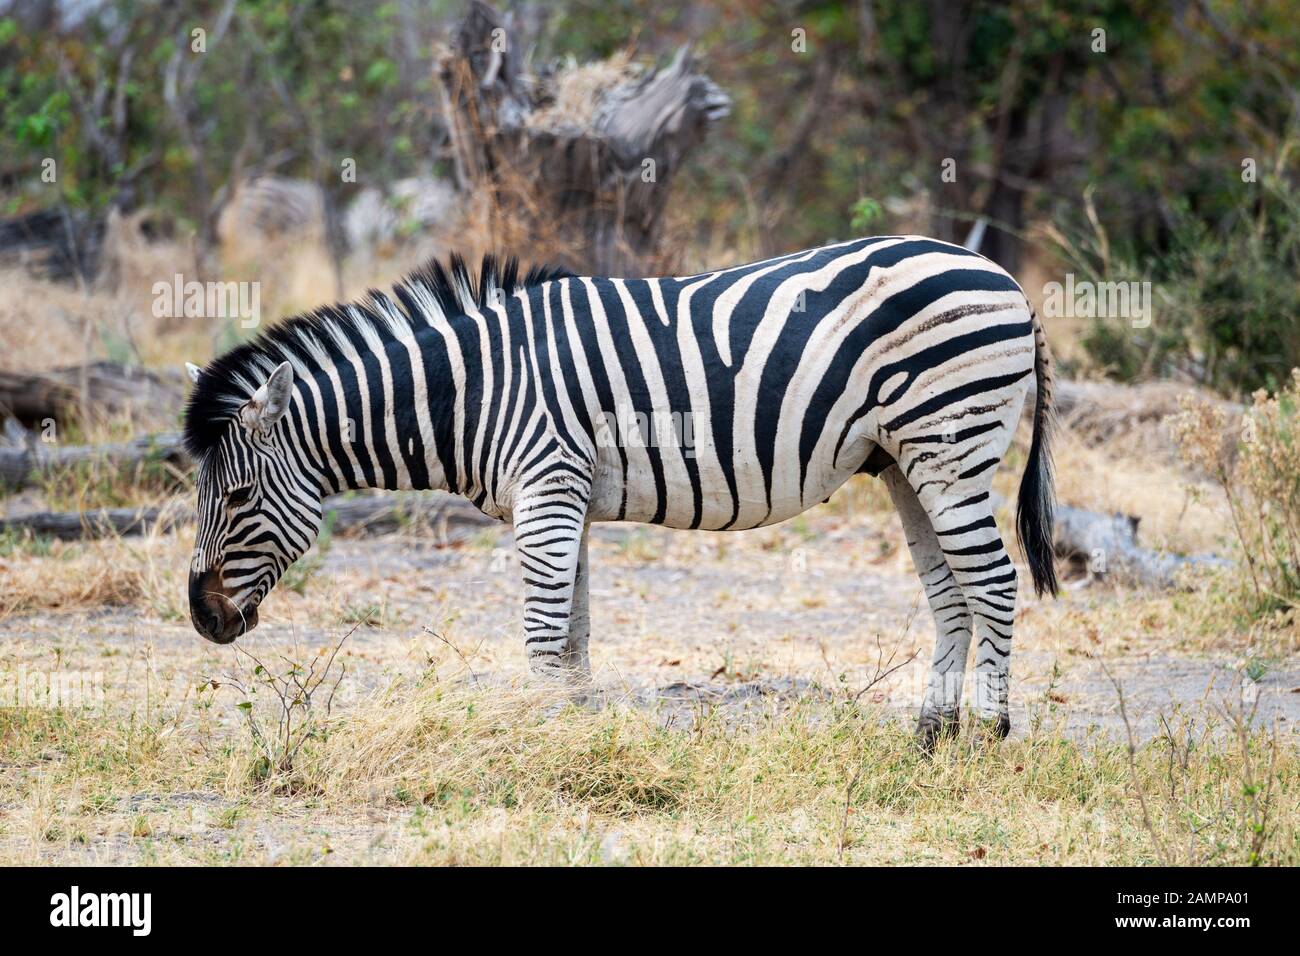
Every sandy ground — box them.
[2,501,1296,864]
[4,509,1296,741]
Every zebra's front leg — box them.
[511,486,591,686]
[881,465,974,751]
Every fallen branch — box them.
[1052,502,1231,589]
[989,486,1231,589]
[0,362,185,432]
[0,432,187,492]
[0,492,495,541]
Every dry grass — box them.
[1020,576,1300,659]
[216,230,341,328]
[0,269,116,372]
[32,436,191,512]
[0,488,1291,865]
[0,208,423,387]
[982,416,1231,560]
[1050,429,1230,556]
[0,215,213,373]
[1,220,1291,867]
[0,524,189,620]
[309,680,1296,866]
[0,668,1294,866]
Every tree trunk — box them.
[438,0,730,276]
[979,173,1025,274]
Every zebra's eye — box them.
[227,486,253,507]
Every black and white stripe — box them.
[184,236,1057,744]
[216,175,327,243]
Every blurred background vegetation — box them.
[2,0,1298,397]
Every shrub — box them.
[1174,371,1300,619]
[1053,174,1300,398]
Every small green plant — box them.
[709,650,764,683]
[222,624,354,788]
[1052,175,1300,396]
[1028,660,1065,737]
[216,807,241,830]
[340,602,386,627]
[1244,655,1271,683]
[0,530,55,558]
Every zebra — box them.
[183,236,1057,747]
[216,175,328,246]
[214,175,346,293]
[343,176,461,265]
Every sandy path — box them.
[3,514,1295,743]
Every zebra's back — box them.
[515,236,1034,531]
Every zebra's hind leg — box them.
[914,484,1017,741]
[881,464,973,751]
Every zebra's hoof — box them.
[972,714,1011,742]
[915,710,960,753]
[566,686,603,711]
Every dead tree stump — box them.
[438,0,730,276]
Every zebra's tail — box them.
[1016,305,1059,597]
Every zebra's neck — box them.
[283,329,460,497]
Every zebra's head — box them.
[184,359,323,644]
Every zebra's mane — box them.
[182,252,573,462]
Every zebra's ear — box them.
[186,362,202,383]
[240,361,294,433]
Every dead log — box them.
[0,492,496,542]
[989,486,1231,588]
[1024,378,1244,453]
[439,1,730,275]
[1051,379,1243,442]
[0,505,170,540]
[0,206,104,283]
[0,432,188,492]
[321,494,496,537]
[0,362,185,432]
[1052,502,1231,589]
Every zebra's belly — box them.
[587,420,876,531]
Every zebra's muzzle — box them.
[189,568,259,644]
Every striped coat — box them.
[184,236,1056,746]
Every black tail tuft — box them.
[1016,312,1058,597]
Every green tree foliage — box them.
[2,0,1297,396]
[1071,177,1300,395]
[0,0,448,226]
[1042,0,1300,394]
